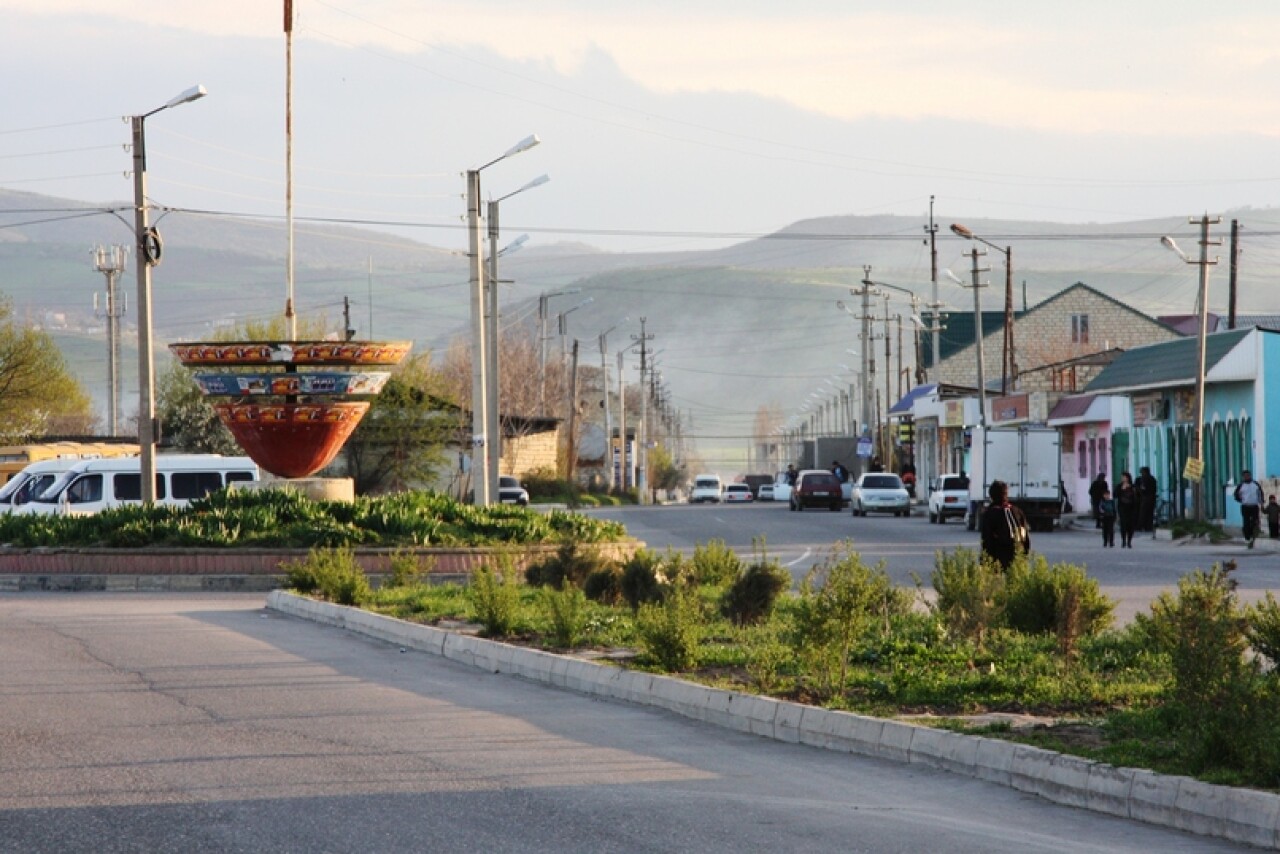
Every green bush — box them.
[468,562,523,637]
[525,540,609,589]
[931,547,1006,647]
[692,539,743,587]
[1135,563,1264,772]
[542,584,589,649]
[1247,592,1280,672]
[583,565,624,605]
[635,585,702,670]
[620,549,668,610]
[721,559,791,626]
[384,549,434,588]
[1004,553,1114,643]
[741,621,792,693]
[791,541,911,697]
[282,547,371,606]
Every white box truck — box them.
[965,426,1062,531]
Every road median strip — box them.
[266,590,1280,850]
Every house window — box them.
[1078,440,1087,478]
[1071,314,1090,344]
[1099,438,1108,476]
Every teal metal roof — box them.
[1083,328,1251,393]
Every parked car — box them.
[790,469,843,511]
[690,474,723,504]
[927,473,969,524]
[499,475,529,506]
[772,473,792,503]
[850,473,911,517]
[757,483,775,501]
[724,483,754,503]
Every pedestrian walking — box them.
[1088,472,1108,529]
[979,480,1030,570]
[1136,466,1158,532]
[1098,490,1117,547]
[1235,469,1265,547]
[1266,495,1280,540]
[1116,471,1138,548]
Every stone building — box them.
[932,283,1182,394]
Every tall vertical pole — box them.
[1190,214,1221,523]
[617,350,628,490]
[566,340,580,484]
[465,169,490,505]
[883,294,892,463]
[1228,218,1239,330]
[538,294,549,415]
[486,200,502,497]
[966,246,990,501]
[1003,245,1014,393]
[927,196,940,380]
[633,318,654,502]
[94,245,127,437]
[284,0,297,340]
[601,333,614,491]
[132,115,157,504]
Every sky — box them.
[4,0,1280,256]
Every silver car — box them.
[850,473,911,517]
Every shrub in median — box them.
[930,547,1006,647]
[283,547,371,606]
[1004,553,1114,642]
[721,558,791,626]
[468,559,523,637]
[692,539,743,587]
[542,583,589,649]
[636,584,702,671]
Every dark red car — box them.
[789,469,843,512]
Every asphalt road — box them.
[0,594,1249,852]
[587,501,1280,622]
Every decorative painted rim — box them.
[213,401,369,424]
[170,340,411,367]
[195,371,391,397]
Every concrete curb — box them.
[266,591,1280,850]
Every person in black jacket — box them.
[1136,466,1158,532]
[1087,472,1108,529]
[979,480,1030,570]
[1116,471,1138,548]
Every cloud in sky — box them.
[3,0,1279,253]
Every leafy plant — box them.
[691,538,742,587]
[721,558,791,626]
[525,539,609,589]
[635,585,702,671]
[542,584,589,649]
[1247,592,1280,672]
[1004,553,1114,645]
[930,547,1006,647]
[583,565,625,605]
[282,547,371,606]
[467,560,523,637]
[384,548,434,588]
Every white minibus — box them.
[20,454,259,516]
[0,457,112,513]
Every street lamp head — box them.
[520,173,550,192]
[943,269,964,286]
[1161,235,1190,262]
[503,134,541,158]
[950,223,974,239]
[165,85,208,109]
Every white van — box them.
[19,454,259,516]
[0,457,107,513]
[690,474,723,504]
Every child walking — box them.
[1098,490,1117,548]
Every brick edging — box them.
[266,591,1280,850]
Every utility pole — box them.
[632,319,654,502]
[962,245,990,508]
[1002,244,1014,394]
[617,349,628,490]
[342,296,355,340]
[882,294,892,463]
[600,331,615,491]
[93,245,128,437]
[924,195,940,380]
[1228,218,1239,330]
[465,168,490,505]
[852,270,880,439]
[566,340,580,484]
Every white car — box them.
[757,483,775,501]
[499,475,530,506]
[724,483,754,503]
[928,473,970,524]
[850,473,911,517]
[690,474,723,504]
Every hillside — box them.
[4,190,1279,470]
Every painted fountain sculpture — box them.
[171,339,411,478]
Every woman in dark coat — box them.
[1115,471,1138,548]
[979,480,1030,570]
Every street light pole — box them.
[464,135,539,506]
[951,223,1014,394]
[485,174,547,502]
[132,85,207,504]
[1162,219,1221,523]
